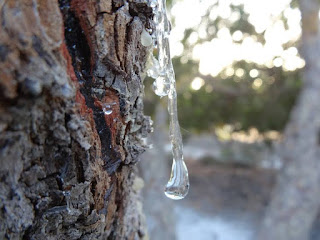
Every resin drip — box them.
[149,0,189,200]
[63,191,71,213]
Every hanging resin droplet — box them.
[152,76,170,97]
[147,56,160,79]
[141,29,153,47]
[164,87,189,200]
[103,106,112,115]
[149,0,157,8]
[63,191,72,213]
[103,108,113,115]
[102,103,116,115]
[164,158,189,200]
[150,0,190,200]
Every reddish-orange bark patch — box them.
[94,89,123,147]
[70,0,97,68]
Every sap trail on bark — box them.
[0,0,152,239]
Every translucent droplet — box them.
[103,109,113,115]
[164,159,189,200]
[63,191,71,213]
[152,76,170,97]
[150,0,190,200]
[103,104,113,115]
[150,0,157,8]
[147,68,158,79]
[164,20,172,38]
[155,12,163,24]
[141,29,153,47]
[147,56,160,79]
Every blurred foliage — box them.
[166,0,174,7]
[176,60,301,132]
[144,0,302,134]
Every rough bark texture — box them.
[0,0,152,239]
[257,0,320,239]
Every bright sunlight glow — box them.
[191,77,205,90]
[170,0,305,81]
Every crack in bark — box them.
[74,152,85,182]
[0,0,150,238]
[114,13,122,68]
[59,0,122,175]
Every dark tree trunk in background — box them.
[257,0,320,239]
[0,0,152,239]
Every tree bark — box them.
[0,0,152,239]
[256,0,320,239]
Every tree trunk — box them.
[257,0,320,239]
[0,0,152,239]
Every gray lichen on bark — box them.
[0,0,152,239]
